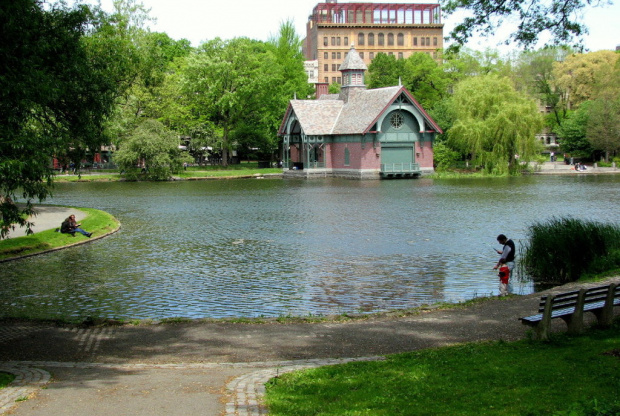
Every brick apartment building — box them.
[303,0,444,94]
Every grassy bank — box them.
[265,323,620,416]
[53,162,282,182]
[0,207,119,262]
[0,372,15,389]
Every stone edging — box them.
[0,365,51,415]
[0,358,383,416]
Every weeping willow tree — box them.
[447,74,543,174]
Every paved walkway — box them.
[2,275,619,415]
[4,206,86,239]
[535,160,620,174]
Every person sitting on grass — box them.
[60,214,92,237]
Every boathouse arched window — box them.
[368,33,375,46]
[391,112,404,129]
[358,32,365,46]
[388,33,394,46]
[378,33,385,46]
[397,33,405,46]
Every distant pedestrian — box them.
[60,214,92,237]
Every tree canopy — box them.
[0,0,126,237]
[447,74,543,174]
[442,0,613,50]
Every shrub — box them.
[522,216,620,284]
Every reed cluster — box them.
[522,216,620,284]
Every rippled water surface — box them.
[2,175,620,320]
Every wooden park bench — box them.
[519,283,619,340]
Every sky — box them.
[89,0,620,53]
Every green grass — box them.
[177,168,281,178]
[0,372,15,389]
[52,163,282,182]
[54,173,121,182]
[0,207,120,262]
[265,324,620,416]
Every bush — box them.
[433,142,462,171]
[522,217,620,284]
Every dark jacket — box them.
[60,219,75,234]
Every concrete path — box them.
[4,206,86,239]
[2,276,619,415]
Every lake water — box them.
[2,175,619,320]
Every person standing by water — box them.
[492,234,515,296]
[60,214,92,237]
[492,234,515,273]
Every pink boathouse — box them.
[278,45,442,179]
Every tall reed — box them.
[522,216,620,284]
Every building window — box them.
[324,77,329,83]
[397,33,405,46]
[324,52,328,59]
[388,33,394,46]
[359,52,364,59]
[344,36,348,46]
[336,37,341,46]
[358,32,365,46]
[337,77,341,83]
[433,37,438,46]
[398,52,403,59]
[413,37,418,46]
[344,147,350,166]
[324,64,329,71]
[378,33,384,46]
[337,52,341,59]
[332,52,336,59]
[324,37,328,47]
[421,37,425,46]
[391,112,404,129]
[332,64,338,71]
[331,37,336,46]
[368,33,375,46]
[426,37,430,46]
[369,52,375,59]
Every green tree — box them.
[447,75,543,174]
[367,53,404,89]
[180,37,287,166]
[442,0,612,50]
[264,20,313,159]
[512,47,572,127]
[0,0,125,237]
[554,104,594,157]
[114,119,190,180]
[553,50,620,108]
[587,95,620,162]
[402,53,452,110]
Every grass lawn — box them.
[0,207,119,261]
[0,372,15,389]
[53,162,282,182]
[265,324,620,416]
[177,167,281,178]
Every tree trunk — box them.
[221,125,229,167]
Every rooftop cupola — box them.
[339,45,367,102]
